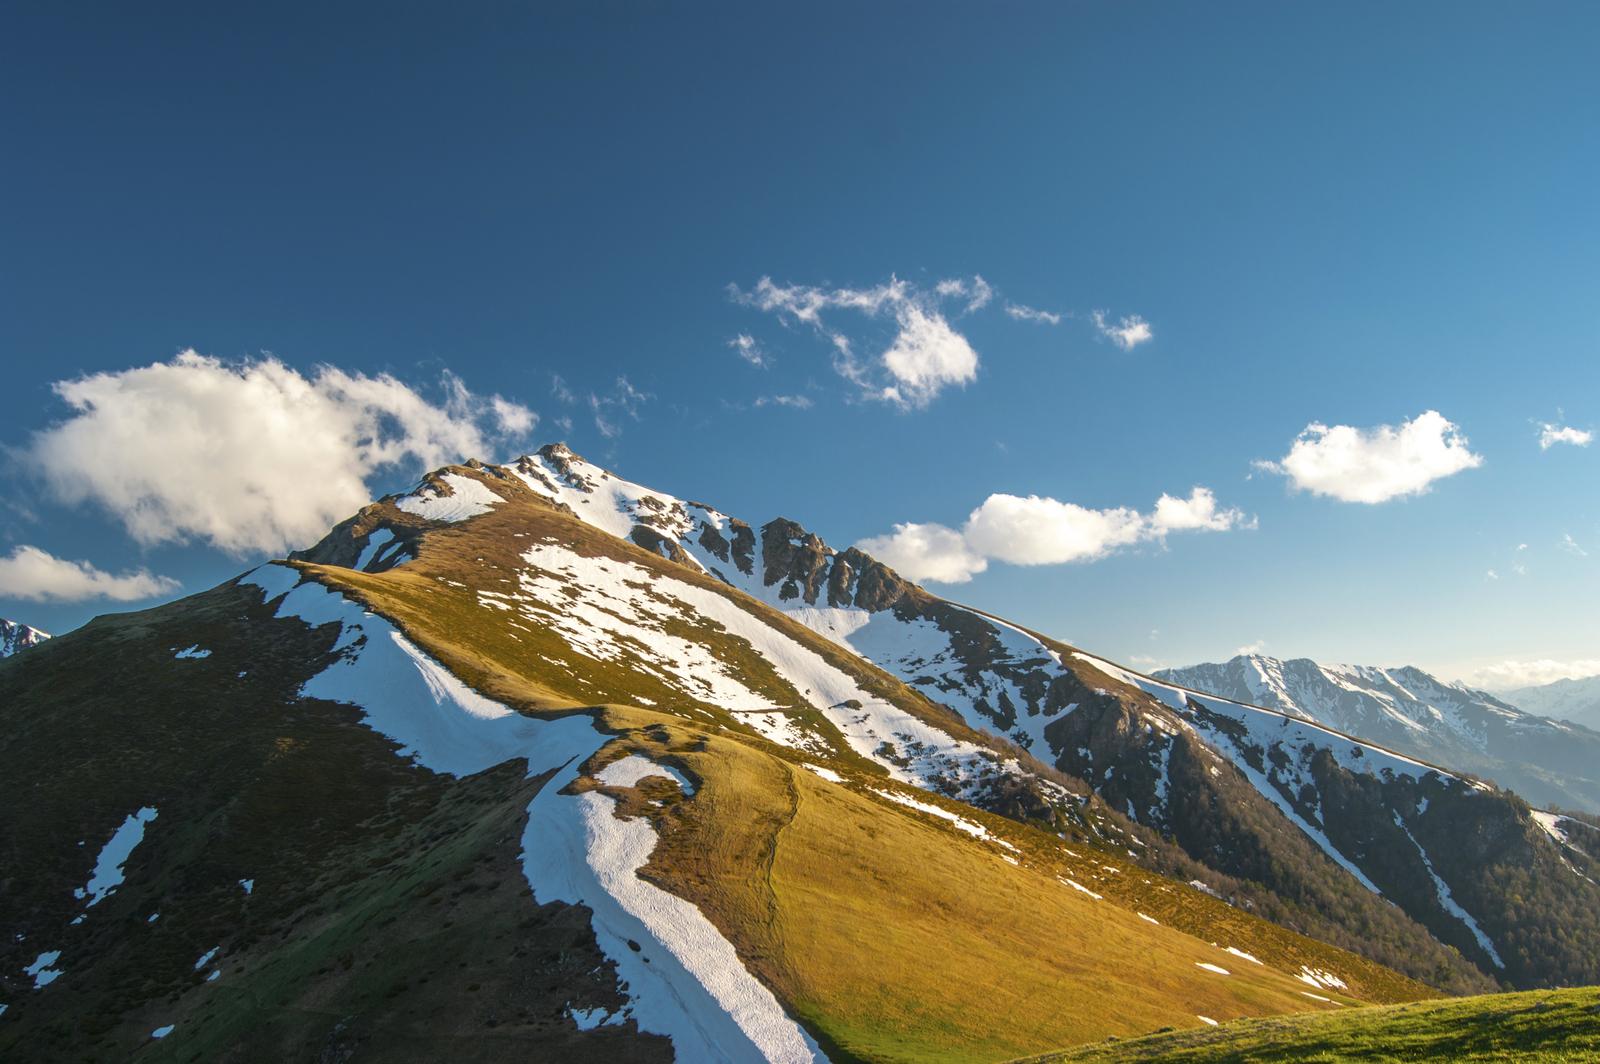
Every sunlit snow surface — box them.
[871,789,1018,851]
[239,565,828,1063]
[396,473,505,523]
[505,543,1024,798]
[597,754,695,795]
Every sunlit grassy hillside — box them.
[1009,987,1600,1064]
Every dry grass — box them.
[1008,986,1600,1063]
[277,475,1440,1061]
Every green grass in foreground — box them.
[1007,987,1600,1064]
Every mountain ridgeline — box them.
[3,444,1596,1063]
[1,618,49,658]
[1502,674,1600,735]
[1154,655,1600,814]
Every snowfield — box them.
[396,473,506,523]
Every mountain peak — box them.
[1,618,50,658]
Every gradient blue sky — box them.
[2,1,1596,687]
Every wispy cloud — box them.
[730,276,980,409]
[551,373,577,405]
[589,376,653,438]
[16,352,534,557]
[730,334,771,368]
[1561,534,1588,557]
[754,395,813,409]
[1092,310,1154,350]
[1005,302,1063,325]
[1235,640,1269,657]
[1254,410,1483,504]
[935,275,994,313]
[0,545,180,602]
[857,486,1251,584]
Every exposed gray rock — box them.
[697,521,731,563]
[629,524,695,567]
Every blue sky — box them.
[2,1,1596,688]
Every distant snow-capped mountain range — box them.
[1154,655,1600,813]
[0,618,49,657]
[1500,675,1600,734]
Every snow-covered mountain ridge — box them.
[1,618,49,658]
[293,446,1599,991]
[5,446,1434,1064]
[1502,674,1600,734]
[1153,655,1600,814]
[7,444,1597,1062]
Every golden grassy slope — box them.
[1006,986,1600,1064]
[286,473,1438,1062]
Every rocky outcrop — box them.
[760,519,834,604]
[629,524,695,567]
[530,443,597,493]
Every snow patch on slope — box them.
[1392,813,1504,967]
[239,564,826,1063]
[506,544,1009,795]
[527,787,826,1063]
[598,754,696,795]
[396,473,505,523]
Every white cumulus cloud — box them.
[857,486,1250,584]
[1471,659,1600,691]
[1092,310,1153,350]
[876,304,979,409]
[1255,410,1483,504]
[855,522,989,585]
[730,276,980,409]
[1538,422,1593,449]
[19,351,536,558]
[0,545,180,603]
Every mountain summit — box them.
[4,447,1597,1062]
[0,618,49,658]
